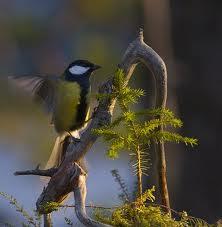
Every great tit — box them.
[9,60,101,168]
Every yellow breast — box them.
[54,81,81,133]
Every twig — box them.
[14,167,58,177]
[60,204,117,210]
[111,169,130,202]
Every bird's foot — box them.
[70,136,81,143]
[67,131,81,143]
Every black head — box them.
[64,59,101,83]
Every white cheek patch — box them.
[69,65,90,75]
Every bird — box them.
[9,59,101,169]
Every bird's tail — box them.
[40,135,64,182]
[40,131,77,183]
[45,131,80,169]
[45,135,64,169]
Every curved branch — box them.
[73,175,111,227]
[119,29,170,211]
[119,29,167,107]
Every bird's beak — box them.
[93,64,101,71]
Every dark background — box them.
[0,1,221,226]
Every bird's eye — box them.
[69,65,90,75]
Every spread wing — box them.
[8,74,60,115]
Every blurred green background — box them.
[0,1,222,226]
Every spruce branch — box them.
[111,169,131,203]
[96,67,197,211]
[0,192,41,227]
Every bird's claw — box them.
[67,131,81,143]
[69,136,81,143]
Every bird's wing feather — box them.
[8,74,60,114]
